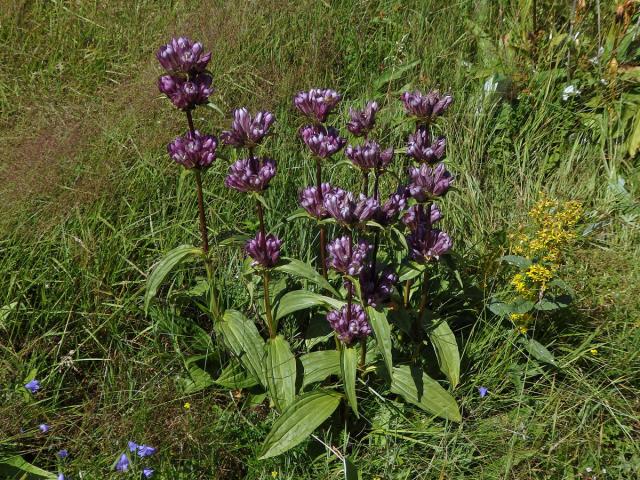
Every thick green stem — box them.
[194,170,210,255]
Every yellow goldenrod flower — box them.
[518,326,528,335]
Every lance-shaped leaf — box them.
[300,350,340,389]
[391,365,461,422]
[274,290,345,322]
[0,455,57,479]
[367,307,393,376]
[520,337,557,367]
[259,390,342,459]
[216,309,266,386]
[340,346,359,417]
[275,258,339,296]
[215,359,259,389]
[144,245,205,313]
[427,320,460,388]
[264,335,297,411]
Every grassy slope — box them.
[1,0,639,478]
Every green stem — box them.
[263,271,275,339]
[315,158,328,279]
[359,337,367,372]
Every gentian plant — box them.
[146,37,462,461]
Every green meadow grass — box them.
[1,1,639,478]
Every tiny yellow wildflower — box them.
[518,326,528,335]
[271,471,278,478]
[183,402,191,409]
[590,348,598,356]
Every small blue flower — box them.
[57,449,69,459]
[128,441,138,453]
[39,424,49,433]
[137,445,157,458]
[57,474,65,480]
[143,467,154,478]
[115,453,129,472]
[25,380,41,394]
[478,386,488,398]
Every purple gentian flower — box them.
[246,232,282,268]
[327,237,371,276]
[407,128,446,163]
[376,191,407,226]
[167,130,218,169]
[326,304,371,344]
[401,90,453,122]
[225,157,277,192]
[299,183,334,219]
[24,379,40,394]
[293,88,342,123]
[143,467,154,478]
[220,108,275,148]
[115,453,129,472]
[323,189,379,226]
[299,125,346,158]
[157,73,213,111]
[407,228,452,262]
[407,163,454,201]
[347,101,379,137]
[345,140,394,171]
[402,204,442,231]
[57,449,69,459]
[478,386,488,398]
[359,267,398,307]
[136,445,157,458]
[39,424,49,433]
[156,37,211,74]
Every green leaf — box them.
[0,455,57,479]
[217,310,266,386]
[367,307,393,376]
[427,320,460,388]
[215,360,259,389]
[373,59,420,91]
[144,244,204,314]
[340,346,359,417]
[500,255,532,268]
[259,390,342,459]
[488,298,534,317]
[264,335,297,411]
[300,350,340,388]
[390,365,461,422]
[534,294,571,311]
[274,290,345,321]
[180,363,215,394]
[275,258,339,296]
[520,338,557,367]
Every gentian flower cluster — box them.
[293,88,342,123]
[326,304,371,344]
[407,128,446,163]
[359,267,398,307]
[246,232,282,268]
[221,108,275,148]
[167,130,218,169]
[401,90,453,123]
[347,101,379,137]
[407,162,453,202]
[299,183,333,219]
[327,237,372,276]
[345,140,394,172]
[299,125,346,159]
[225,157,277,192]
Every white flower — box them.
[562,85,581,101]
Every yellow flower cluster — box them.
[508,194,582,301]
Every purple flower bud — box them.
[402,204,442,231]
[246,232,282,268]
[167,130,218,169]
[115,453,129,472]
[407,128,446,163]
[376,192,408,226]
[136,445,157,458]
[39,424,49,433]
[220,108,275,148]
[327,236,371,276]
[299,125,346,158]
[478,386,488,398]
[360,266,398,307]
[156,37,211,74]
[57,449,69,459]
[299,183,334,219]
[143,467,154,478]
[401,90,453,122]
[345,140,394,171]
[225,157,276,192]
[157,73,213,111]
[347,101,379,136]
[408,163,453,201]
[293,88,342,123]
[407,228,452,262]
[24,379,40,394]
[326,304,371,344]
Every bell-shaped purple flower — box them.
[402,204,442,231]
[327,237,372,276]
[407,128,446,163]
[300,125,346,158]
[57,449,69,459]
[24,379,40,394]
[345,140,394,171]
[408,163,453,201]
[299,183,334,219]
[401,90,453,122]
[156,37,211,74]
[326,304,371,344]
[221,108,275,148]
[323,190,379,225]
[407,228,452,262]
[347,101,379,137]
[136,445,157,458]
[360,266,398,307]
[39,424,49,433]
[158,73,213,111]
[293,88,342,123]
[167,130,218,169]
[225,157,276,192]
[246,232,282,268]
[376,191,408,226]
[143,467,154,478]
[115,453,129,472]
